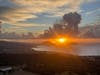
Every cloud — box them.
[85,8,100,15]
[0,6,37,23]
[11,23,47,27]
[12,0,82,20]
[12,0,83,13]
[4,26,28,33]
[0,0,98,28]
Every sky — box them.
[0,0,100,35]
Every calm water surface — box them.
[33,44,100,56]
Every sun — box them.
[49,37,69,45]
[56,38,67,43]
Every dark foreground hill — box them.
[0,41,100,75]
[0,53,88,74]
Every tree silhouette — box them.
[63,12,81,34]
